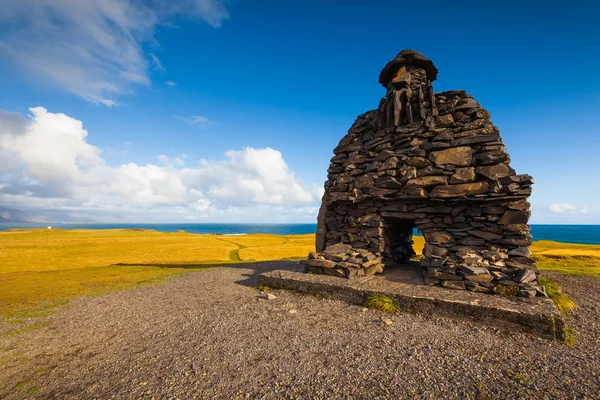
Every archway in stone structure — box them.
[381,217,417,266]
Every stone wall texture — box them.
[306,50,542,298]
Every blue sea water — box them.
[1,222,599,245]
[0,222,318,236]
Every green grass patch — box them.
[539,278,577,346]
[2,299,72,325]
[540,278,576,313]
[13,379,39,395]
[1,322,50,338]
[228,248,241,261]
[314,293,331,301]
[506,370,526,384]
[564,326,576,347]
[364,293,398,313]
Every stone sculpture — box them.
[304,50,541,297]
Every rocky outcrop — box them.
[309,50,542,297]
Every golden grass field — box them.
[0,229,598,319]
[0,229,312,319]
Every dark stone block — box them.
[429,182,490,198]
[440,280,466,290]
[323,243,352,254]
[499,210,531,225]
[300,259,337,269]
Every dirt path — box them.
[212,237,248,261]
[1,262,599,399]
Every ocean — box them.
[0,222,318,236]
[1,222,600,245]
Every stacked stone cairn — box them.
[301,244,384,278]
[307,50,544,298]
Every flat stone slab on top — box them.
[258,266,565,341]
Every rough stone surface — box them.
[312,49,538,297]
[450,167,475,184]
[300,259,337,269]
[429,182,490,198]
[476,164,512,179]
[315,200,327,252]
[430,147,474,166]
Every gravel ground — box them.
[0,262,599,399]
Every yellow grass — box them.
[237,234,315,261]
[0,229,312,318]
[0,229,238,273]
[413,235,425,256]
[1,229,598,319]
[531,240,600,278]
[214,234,289,249]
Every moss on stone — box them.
[494,284,519,297]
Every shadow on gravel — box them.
[111,263,218,269]
[111,260,299,288]
[232,260,299,288]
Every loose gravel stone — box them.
[0,263,598,399]
[265,293,277,300]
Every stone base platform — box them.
[258,263,565,341]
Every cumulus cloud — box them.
[0,107,321,222]
[0,0,230,106]
[548,203,588,214]
[0,107,103,197]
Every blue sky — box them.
[0,0,599,223]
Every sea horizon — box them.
[1,222,599,245]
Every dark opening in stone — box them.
[382,219,417,265]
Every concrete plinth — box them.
[258,265,565,341]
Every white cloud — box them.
[548,203,588,214]
[158,154,187,167]
[0,0,230,106]
[0,107,103,196]
[101,141,133,159]
[175,115,212,126]
[149,53,166,72]
[0,107,321,223]
[165,81,178,87]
